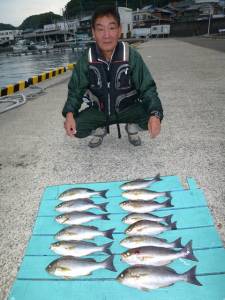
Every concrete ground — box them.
[0,38,225,299]
[177,36,225,53]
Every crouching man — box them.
[63,5,163,147]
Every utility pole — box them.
[207,6,213,36]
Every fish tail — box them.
[99,189,108,199]
[98,202,108,212]
[170,221,177,230]
[183,240,198,261]
[165,191,172,200]
[164,199,174,208]
[173,237,183,248]
[102,241,113,255]
[103,255,117,272]
[101,213,110,220]
[154,173,162,182]
[183,266,202,286]
[164,214,173,225]
[104,228,115,240]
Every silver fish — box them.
[55,225,114,241]
[122,189,171,201]
[120,174,162,191]
[120,236,183,249]
[125,220,177,236]
[120,199,173,213]
[46,255,116,279]
[122,213,172,225]
[121,241,197,266]
[55,199,108,213]
[58,188,108,201]
[50,240,112,257]
[117,265,202,291]
[55,211,109,225]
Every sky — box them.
[0,0,69,27]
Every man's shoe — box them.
[88,127,106,148]
[125,123,141,146]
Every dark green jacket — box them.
[62,44,163,120]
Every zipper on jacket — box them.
[97,58,111,116]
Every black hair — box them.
[91,5,120,28]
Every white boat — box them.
[12,40,28,53]
[29,41,54,51]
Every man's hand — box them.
[64,112,76,137]
[148,116,161,138]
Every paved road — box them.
[177,36,225,53]
[0,38,225,299]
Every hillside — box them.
[64,0,170,18]
[18,12,62,30]
[0,23,17,30]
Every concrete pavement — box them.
[0,38,225,299]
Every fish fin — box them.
[62,217,70,224]
[173,237,183,248]
[164,199,174,208]
[183,240,198,261]
[183,266,202,286]
[103,255,117,272]
[102,241,113,255]
[101,213,110,221]
[140,287,150,292]
[99,189,108,199]
[63,276,72,280]
[165,214,173,225]
[165,191,172,200]
[98,202,108,212]
[154,173,162,182]
[104,228,115,240]
[58,266,71,272]
[170,221,177,230]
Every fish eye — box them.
[120,273,124,278]
[126,252,130,256]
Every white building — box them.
[0,30,22,43]
[118,7,133,38]
[44,19,79,32]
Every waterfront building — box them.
[118,7,133,38]
[0,30,22,45]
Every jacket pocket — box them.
[115,64,131,90]
[89,65,102,89]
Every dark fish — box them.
[122,213,173,225]
[120,199,173,213]
[55,211,109,225]
[46,255,116,279]
[117,265,202,291]
[120,174,162,191]
[59,188,108,201]
[55,225,114,241]
[120,236,183,249]
[125,219,177,236]
[122,189,171,201]
[121,241,198,266]
[55,199,108,213]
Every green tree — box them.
[18,12,62,30]
[0,23,16,30]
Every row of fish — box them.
[46,187,117,279]
[47,176,165,278]
[45,174,202,292]
[116,174,202,291]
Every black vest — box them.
[87,41,137,116]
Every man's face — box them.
[92,15,121,57]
